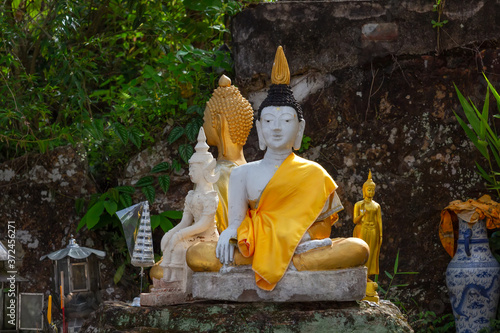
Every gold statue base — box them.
[362,281,380,303]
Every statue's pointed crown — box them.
[271,46,290,85]
[258,46,303,120]
[189,127,214,164]
[363,170,376,188]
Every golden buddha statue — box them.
[203,75,254,233]
[186,46,369,292]
[353,170,382,276]
[353,170,382,301]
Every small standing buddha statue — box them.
[353,170,383,302]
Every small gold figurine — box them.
[353,170,382,302]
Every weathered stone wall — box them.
[231,0,500,315]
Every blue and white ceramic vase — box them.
[446,218,500,333]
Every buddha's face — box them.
[203,107,219,146]
[189,162,204,184]
[364,185,376,199]
[257,106,304,151]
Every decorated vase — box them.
[446,218,500,333]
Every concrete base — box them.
[140,281,192,306]
[192,266,367,302]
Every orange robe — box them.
[237,153,340,291]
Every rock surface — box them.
[80,300,414,333]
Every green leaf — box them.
[179,143,194,163]
[187,105,203,115]
[454,111,489,159]
[136,176,154,187]
[142,185,155,204]
[183,0,223,11]
[85,200,105,229]
[76,215,87,232]
[385,271,394,280]
[393,284,410,288]
[109,188,120,203]
[160,217,174,232]
[475,162,494,184]
[168,126,184,144]
[115,186,135,194]
[113,122,128,144]
[37,140,49,153]
[128,127,142,148]
[172,159,182,172]
[484,74,500,103]
[185,120,200,141]
[151,162,170,173]
[151,215,161,230]
[454,84,481,134]
[158,174,171,193]
[75,198,85,216]
[393,250,399,274]
[119,193,132,208]
[104,200,118,215]
[114,263,126,284]
[161,210,183,219]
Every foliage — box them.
[431,0,448,54]
[478,318,500,333]
[410,311,455,333]
[375,249,418,311]
[0,0,240,180]
[453,74,500,198]
[298,135,311,153]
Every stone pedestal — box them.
[192,266,367,302]
[140,279,192,306]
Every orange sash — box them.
[237,153,338,290]
[439,194,500,257]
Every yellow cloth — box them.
[237,153,338,291]
[214,160,237,233]
[439,194,500,257]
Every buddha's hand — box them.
[216,227,237,265]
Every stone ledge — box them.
[80,300,414,333]
[192,266,367,302]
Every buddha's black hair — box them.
[257,84,303,121]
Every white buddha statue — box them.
[187,46,369,292]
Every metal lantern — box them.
[40,236,105,333]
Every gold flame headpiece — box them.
[258,46,303,120]
[363,170,376,191]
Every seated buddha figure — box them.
[187,46,369,292]
[203,75,254,233]
[159,128,220,291]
